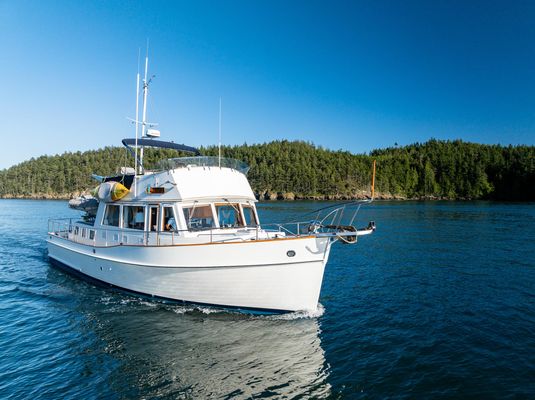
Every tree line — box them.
[0,139,533,200]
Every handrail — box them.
[47,218,271,247]
[47,202,373,248]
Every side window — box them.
[216,204,244,228]
[123,205,145,230]
[163,206,177,231]
[242,205,258,227]
[103,205,120,227]
[183,205,215,230]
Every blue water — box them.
[1,199,535,399]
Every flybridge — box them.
[121,139,249,175]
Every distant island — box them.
[0,139,533,201]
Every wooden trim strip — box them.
[48,232,319,249]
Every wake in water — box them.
[264,303,325,320]
[167,302,325,319]
[94,292,325,320]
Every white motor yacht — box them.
[47,56,376,313]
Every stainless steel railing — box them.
[47,218,278,247]
[47,202,370,247]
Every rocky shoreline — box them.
[0,191,465,201]
[255,190,405,201]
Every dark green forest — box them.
[0,139,534,200]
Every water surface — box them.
[1,200,535,399]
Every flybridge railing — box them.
[47,202,374,248]
[155,156,250,175]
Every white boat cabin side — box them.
[94,198,260,235]
[61,165,269,246]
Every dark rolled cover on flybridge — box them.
[103,173,135,189]
[122,138,201,155]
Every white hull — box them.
[47,234,332,312]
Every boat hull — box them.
[46,234,332,312]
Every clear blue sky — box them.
[2,0,535,169]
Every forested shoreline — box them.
[0,139,534,201]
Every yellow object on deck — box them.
[95,181,130,202]
[110,182,129,201]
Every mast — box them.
[140,43,149,174]
[134,49,141,196]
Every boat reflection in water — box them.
[79,297,331,398]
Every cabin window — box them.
[149,205,159,232]
[123,205,145,230]
[183,205,215,230]
[163,206,177,231]
[103,205,120,227]
[242,205,258,227]
[215,203,244,228]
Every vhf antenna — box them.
[219,97,222,168]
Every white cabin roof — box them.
[122,166,256,203]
